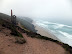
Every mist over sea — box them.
[33,19,72,46]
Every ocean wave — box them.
[36,20,72,29]
[35,20,72,46]
[35,22,48,28]
[59,31,72,39]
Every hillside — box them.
[0,24,67,54]
[0,19,67,54]
[0,13,11,22]
[0,13,72,54]
[17,17,37,32]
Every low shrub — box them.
[15,37,26,44]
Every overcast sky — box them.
[0,0,72,20]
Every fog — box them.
[0,0,72,24]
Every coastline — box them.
[0,13,71,54]
[32,22,61,42]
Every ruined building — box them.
[11,9,16,25]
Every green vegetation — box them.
[15,37,26,44]
[0,13,26,44]
[1,20,23,38]
[10,25,23,38]
[21,24,30,32]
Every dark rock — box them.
[0,30,1,31]
[6,35,8,36]
[8,45,10,46]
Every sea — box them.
[34,19,72,47]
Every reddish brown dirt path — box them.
[22,33,66,54]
